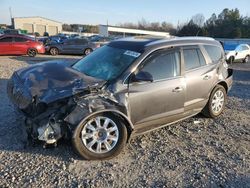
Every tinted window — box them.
[140,51,181,81]
[0,37,13,42]
[184,48,206,71]
[242,45,249,51]
[65,39,75,45]
[204,45,223,63]
[14,37,28,42]
[75,39,88,44]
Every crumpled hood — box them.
[15,60,105,104]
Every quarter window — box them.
[139,50,181,81]
[183,48,206,71]
[204,45,223,63]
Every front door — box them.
[128,48,185,133]
[0,36,13,55]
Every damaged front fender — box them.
[64,91,134,133]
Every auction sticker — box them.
[124,50,141,58]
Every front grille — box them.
[7,73,32,109]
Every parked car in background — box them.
[3,29,21,35]
[224,43,250,63]
[45,38,98,55]
[0,34,45,57]
[88,35,113,46]
[7,36,233,160]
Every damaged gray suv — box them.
[7,37,233,160]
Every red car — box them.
[0,34,45,57]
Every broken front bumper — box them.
[7,73,33,110]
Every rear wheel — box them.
[243,55,249,63]
[27,48,37,57]
[50,47,59,56]
[84,48,93,56]
[72,114,127,160]
[228,56,234,64]
[202,85,227,118]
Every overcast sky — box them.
[0,0,249,26]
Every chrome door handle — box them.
[172,87,183,93]
[203,75,211,80]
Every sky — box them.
[0,0,249,26]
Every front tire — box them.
[72,114,127,160]
[49,47,59,56]
[202,85,227,118]
[27,48,37,57]
[84,48,93,56]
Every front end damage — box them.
[7,61,128,147]
[7,73,127,147]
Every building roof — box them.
[13,16,62,24]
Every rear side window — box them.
[204,45,223,63]
[140,51,181,81]
[14,37,28,42]
[183,48,206,71]
[0,37,13,42]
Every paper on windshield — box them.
[124,50,141,58]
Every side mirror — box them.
[131,71,153,83]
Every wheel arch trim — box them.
[72,109,134,139]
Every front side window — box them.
[65,39,75,45]
[139,50,181,81]
[183,48,206,71]
[73,45,140,81]
[242,45,249,51]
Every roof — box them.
[108,37,162,53]
[108,36,219,53]
[0,34,35,40]
[13,16,62,24]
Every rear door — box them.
[183,45,217,112]
[0,36,13,54]
[128,48,185,132]
[13,37,29,54]
[75,39,89,53]
[61,39,76,54]
[235,45,245,60]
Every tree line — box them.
[62,8,250,38]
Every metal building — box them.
[12,16,62,35]
[99,25,170,37]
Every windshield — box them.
[73,45,141,81]
[224,44,237,51]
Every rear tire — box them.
[72,114,127,160]
[27,48,37,57]
[228,56,234,64]
[202,85,227,118]
[243,55,249,63]
[49,47,59,56]
[84,48,93,56]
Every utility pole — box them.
[9,7,12,19]
[9,7,13,28]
